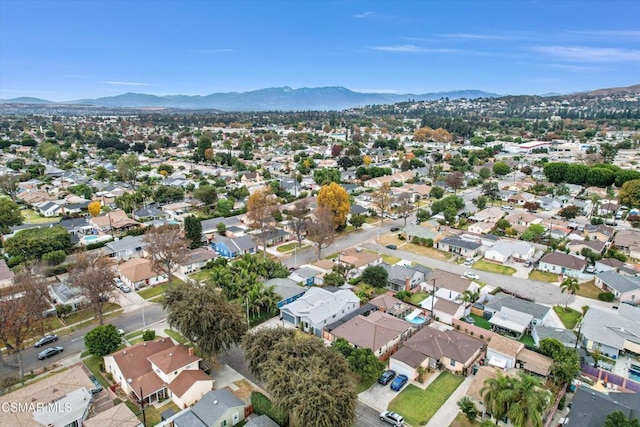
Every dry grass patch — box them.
[402,243,453,261]
[576,280,603,300]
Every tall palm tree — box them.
[481,372,513,425]
[507,373,551,427]
[457,396,478,421]
[560,277,580,311]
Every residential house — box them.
[211,235,258,258]
[328,311,414,358]
[595,270,640,303]
[507,192,536,206]
[288,267,320,286]
[567,239,606,256]
[614,229,640,259]
[279,287,360,336]
[161,202,192,221]
[538,252,586,278]
[467,222,494,234]
[90,210,142,233]
[0,366,96,427]
[422,269,479,301]
[200,216,242,237]
[402,224,439,243]
[263,278,307,308]
[240,171,262,185]
[253,227,290,246]
[436,236,482,257]
[132,205,167,222]
[178,248,217,275]
[484,240,534,263]
[103,235,148,260]
[369,294,413,319]
[84,403,139,427]
[488,307,533,339]
[594,258,625,273]
[565,387,640,427]
[389,326,484,379]
[486,334,523,370]
[59,217,94,237]
[49,281,85,311]
[579,304,640,358]
[381,263,432,292]
[584,224,615,242]
[337,247,382,276]
[168,389,247,427]
[245,415,280,427]
[419,296,466,325]
[104,339,213,408]
[35,200,64,217]
[484,293,551,337]
[468,207,504,223]
[118,257,168,290]
[532,325,579,348]
[0,259,15,289]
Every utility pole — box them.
[139,387,147,427]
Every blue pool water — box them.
[85,235,98,241]
[406,315,427,325]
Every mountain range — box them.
[0,86,499,111]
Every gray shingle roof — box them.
[174,389,245,427]
[485,293,550,320]
[596,270,640,294]
[566,387,640,427]
[439,236,482,250]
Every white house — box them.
[484,240,535,263]
[118,257,168,290]
[538,252,586,278]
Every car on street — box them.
[380,410,404,426]
[37,346,64,360]
[390,374,408,391]
[463,271,480,281]
[117,328,125,336]
[378,370,396,385]
[390,227,400,232]
[34,334,58,348]
[464,257,474,266]
[119,284,131,293]
[386,244,398,250]
[501,205,514,211]
[88,374,103,394]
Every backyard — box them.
[410,292,429,306]
[472,260,516,276]
[470,314,491,330]
[528,270,560,283]
[553,305,582,329]
[388,372,464,426]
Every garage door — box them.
[281,312,295,325]
[389,358,416,380]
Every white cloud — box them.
[531,45,640,62]
[103,81,153,86]
[369,44,457,53]
[188,48,234,54]
[353,11,374,19]
[564,30,640,41]
[547,63,605,72]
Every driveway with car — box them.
[359,379,405,412]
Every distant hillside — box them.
[0,97,54,104]
[583,84,640,97]
[3,86,498,111]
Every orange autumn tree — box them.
[317,182,350,229]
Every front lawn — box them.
[470,314,491,330]
[276,242,308,253]
[83,355,110,388]
[410,292,429,305]
[188,268,212,283]
[451,412,481,427]
[473,260,516,275]
[575,280,602,300]
[356,376,378,394]
[64,303,121,325]
[388,372,464,426]
[138,283,170,300]
[553,305,582,329]
[528,270,560,283]
[382,254,401,265]
[164,329,189,345]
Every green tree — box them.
[242,327,296,380]
[474,195,488,210]
[565,164,589,185]
[604,411,640,427]
[479,167,491,180]
[164,281,247,359]
[507,373,551,427]
[153,185,185,203]
[482,181,500,205]
[217,222,227,235]
[143,224,188,288]
[184,215,203,249]
[313,168,341,185]
[247,186,280,258]
[0,174,19,200]
[372,182,393,221]
[116,153,140,187]
[586,167,615,188]
[559,277,580,310]
[493,161,511,176]
[193,185,218,211]
[600,143,619,164]
[4,226,72,260]
[481,372,512,425]
[323,272,345,287]
[521,224,545,242]
[197,135,212,160]
[362,265,388,288]
[349,213,366,228]
[84,324,121,357]
[543,162,569,184]
[0,198,23,234]
[430,186,444,199]
[344,346,385,383]
[457,396,478,421]
[619,179,640,208]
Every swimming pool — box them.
[630,371,640,383]
[406,315,427,325]
[84,235,98,241]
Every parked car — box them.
[463,271,480,281]
[380,410,404,426]
[378,370,396,385]
[119,284,131,293]
[117,328,125,336]
[390,374,408,391]
[390,227,400,232]
[501,205,514,211]
[464,257,474,266]
[37,346,63,360]
[114,278,124,288]
[585,266,597,274]
[34,334,58,348]
[523,261,532,268]
[386,244,398,250]
[88,374,103,394]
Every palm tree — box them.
[457,396,478,421]
[560,277,580,311]
[507,373,551,427]
[461,289,480,305]
[481,372,513,425]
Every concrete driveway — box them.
[358,380,404,412]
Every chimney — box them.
[405,277,410,291]
[188,347,194,356]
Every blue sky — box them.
[1,0,639,101]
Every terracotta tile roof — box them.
[119,258,159,282]
[166,370,213,398]
[91,210,140,229]
[110,339,174,384]
[147,345,201,375]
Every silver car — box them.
[380,411,404,427]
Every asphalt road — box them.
[0,303,166,379]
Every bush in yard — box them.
[85,324,122,357]
[598,292,615,302]
[43,250,66,266]
[142,330,156,341]
[361,265,388,288]
[250,392,289,427]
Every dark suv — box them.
[34,334,58,348]
[378,370,396,385]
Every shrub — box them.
[43,249,66,266]
[142,330,156,341]
[425,238,434,248]
[86,238,113,250]
[598,292,615,302]
[250,392,289,427]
